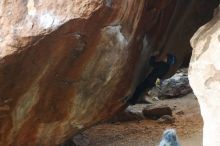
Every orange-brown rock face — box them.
[0,0,219,145]
[0,1,146,145]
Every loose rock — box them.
[148,68,192,99]
[72,134,90,146]
[109,108,144,123]
[142,106,172,120]
[157,115,175,124]
[176,111,184,116]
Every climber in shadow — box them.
[128,53,176,105]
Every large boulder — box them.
[0,1,147,145]
[0,0,218,145]
[189,4,220,146]
[148,68,192,98]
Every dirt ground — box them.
[77,93,203,146]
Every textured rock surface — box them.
[0,1,147,145]
[189,5,220,146]
[148,68,192,98]
[143,106,172,119]
[109,108,144,123]
[0,0,219,146]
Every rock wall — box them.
[189,4,220,146]
[0,0,219,145]
[142,0,219,78]
[0,1,147,145]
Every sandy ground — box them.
[76,93,203,146]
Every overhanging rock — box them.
[0,0,219,145]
